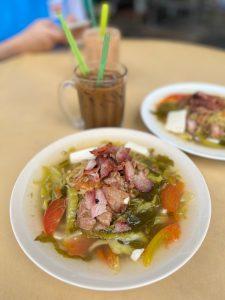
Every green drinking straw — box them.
[58,14,89,75]
[86,0,97,27]
[97,33,111,83]
[100,3,109,37]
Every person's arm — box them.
[0,35,24,60]
[0,19,65,61]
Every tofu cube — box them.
[125,142,149,156]
[130,248,145,261]
[69,147,96,163]
[165,110,187,134]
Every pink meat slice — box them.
[103,172,118,186]
[116,147,131,163]
[211,124,223,138]
[77,189,109,229]
[77,200,96,230]
[99,157,115,178]
[91,143,118,157]
[84,190,96,210]
[104,171,128,191]
[133,172,153,192]
[124,160,135,182]
[90,189,107,218]
[97,211,112,226]
[91,205,107,219]
[85,159,97,171]
[78,216,96,231]
[88,168,100,182]
[187,119,197,134]
[114,220,131,233]
[190,92,225,111]
[103,186,129,213]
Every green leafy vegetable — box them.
[125,196,160,233]
[66,187,79,233]
[163,169,181,184]
[147,172,163,183]
[109,240,133,255]
[39,166,65,210]
[129,196,159,214]
[196,134,223,148]
[153,155,174,171]
[131,151,174,173]
[153,101,180,120]
[82,230,148,246]
[220,137,225,146]
[58,159,70,170]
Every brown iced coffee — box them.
[75,64,127,128]
[59,63,127,129]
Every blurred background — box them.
[96,0,225,49]
[1,0,225,62]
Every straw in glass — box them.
[100,3,109,37]
[86,0,97,27]
[58,14,89,75]
[97,33,111,83]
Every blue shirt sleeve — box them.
[0,0,48,41]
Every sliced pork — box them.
[90,143,117,157]
[76,144,155,231]
[84,190,96,210]
[116,147,131,163]
[211,124,224,138]
[97,211,112,226]
[187,119,197,134]
[114,220,131,233]
[78,189,108,228]
[103,186,129,213]
[90,189,107,218]
[133,172,153,193]
[190,92,225,112]
[124,161,135,182]
[104,171,128,191]
[98,157,115,179]
[85,159,97,171]
[77,201,96,231]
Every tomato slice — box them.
[96,245,120,271]
[63,236,96,257]
[161,181,184,213]
[160,94,186,104]
[43,198,66,235]
[142,223,180,266]
[163,223,181,245]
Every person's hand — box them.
[71,24,89,40]
[17,19,65,52]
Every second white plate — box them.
[141,82,225,160]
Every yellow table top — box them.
[1,39,225,300]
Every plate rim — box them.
[9,128,211,291]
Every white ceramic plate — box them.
[10,128,211,291]
[141,82,225,160]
